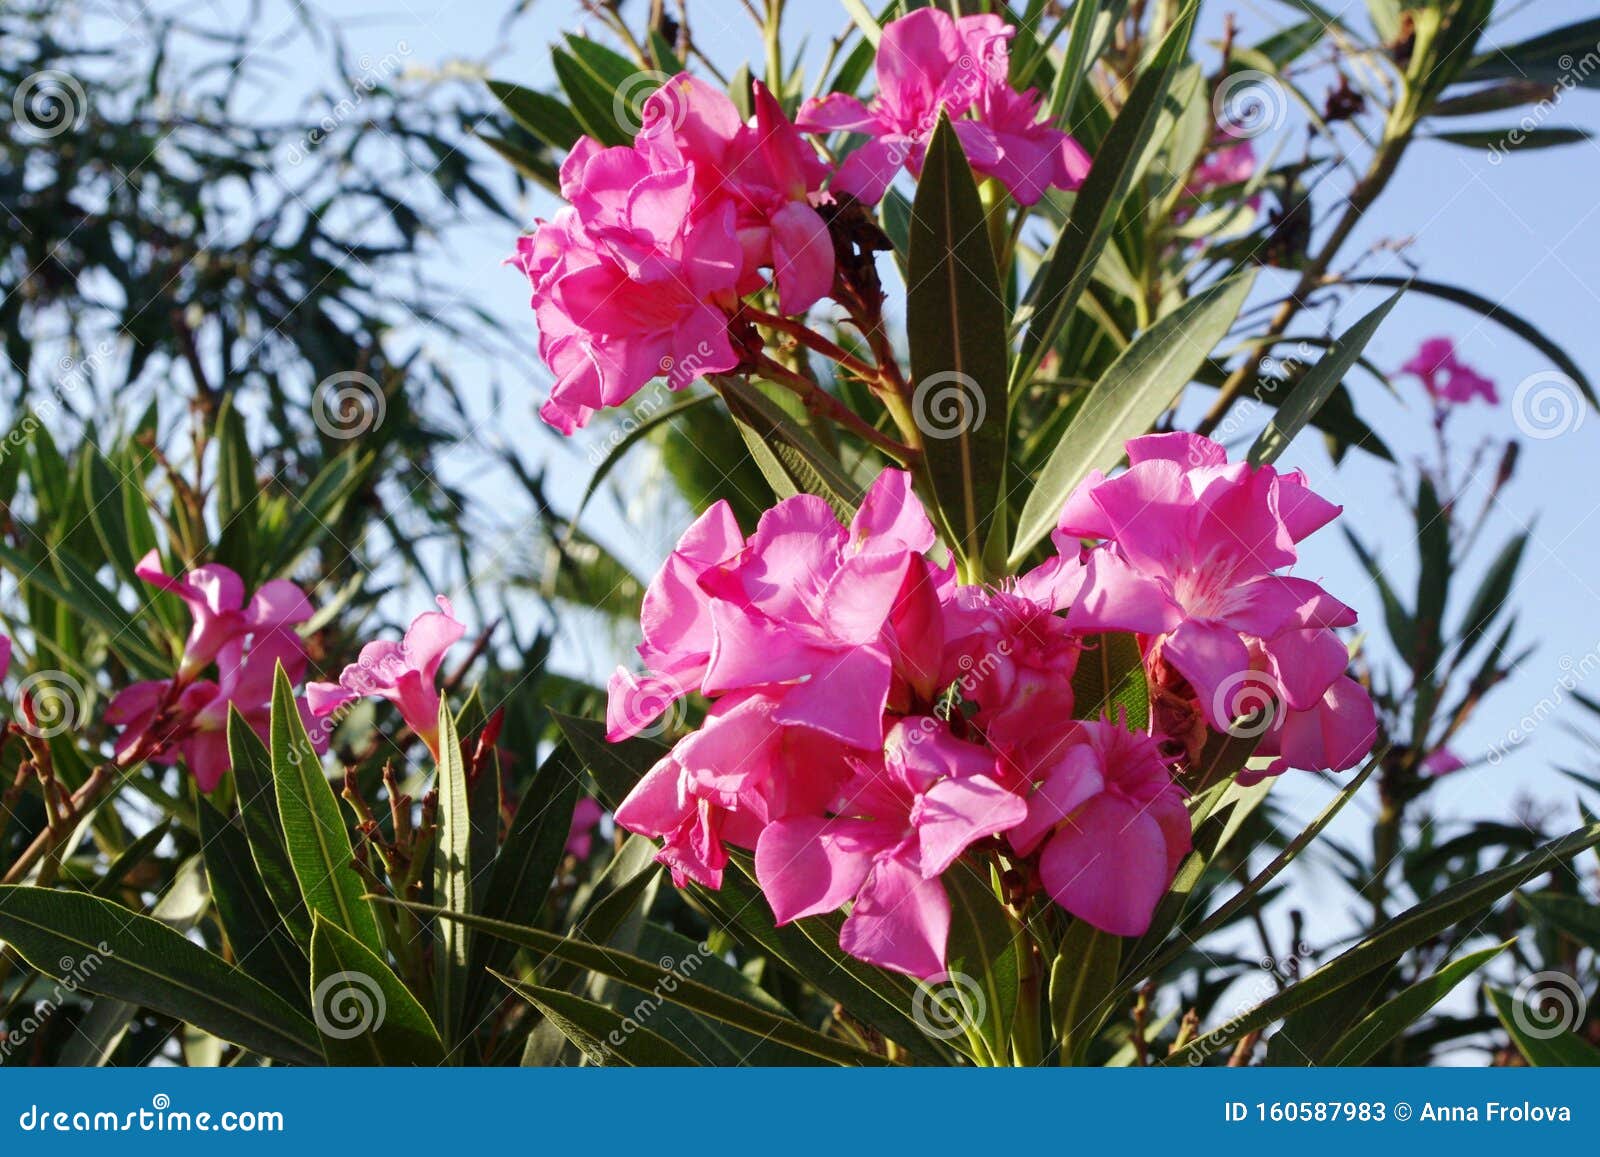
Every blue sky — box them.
[101,0,1600,871]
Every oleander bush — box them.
[1,0,1597,1067]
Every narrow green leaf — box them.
[227,707,311,945]
[433,702,471,1047]
[1012,270,1256,563]
[1322,942,1511,1066]
[942,862,1019,1063]
[0,886,321,1065]
[552,47,634,148]
[487,80,585,151]
[494,973,698,1066]
[1517,891,1600,952]
[1051,921,1123,1065]
[384,900,895,1066]
[907,112,1010,571]
[269,665,382,954]
[198,799,308,1007]
[1166,820,1600,1065]
[717,376,863,521]
[1014,1,1198,391]
[1249,290,1402,466]
[310,917,444,1066]
[1488,985,1600,1066]
[1069,632,1150,730]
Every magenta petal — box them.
[914,773,1027,878]
[702,601,827,692]
[1038,796,1170,937]
[1264,628,1350,711]
[1066,550,1181,634]
[838,856,951,980]
[305,681,356,718]
[771,646,892,749]
[614,753,690,840]
[244,580,313,629]
[1160,619,1252,730]
[182,729,232,793]
[605,668,686,741]
[755,816,878,924]
[1006,744,1104,855]
[795,92,879,133]
[403,596,466,683]
[769,201,834,316]
[849,469,936,556]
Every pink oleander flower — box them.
[566,797,607,859]
[1400,337,1499,405]
[614,691,856,889]
[607,469,953,749]
[136,549,312,682]
[307,596,465,759]
[755,719,1025,979]
[106,631,320,792]
[1188,140,1257,197]
[796,8,1089,206]
[1005,719,1190,937]
[1421,747,1468,777]
[1056,432,1358,745]
[1244,674,1379,785]
[941,578,1082,747]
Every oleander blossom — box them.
[307,595,466,759]
[105,557,319,791]
[1400,336,1499,405]
[607,441,1374,977]
[515,73,835,434]
[796,8,1090,206]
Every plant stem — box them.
[753,355,917,462]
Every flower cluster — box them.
[609,434,1377,978]
[106,551,318,791]
[514,72,832,434]
[1401,337,1498,406]
[515,11,1093,437]
[797,8,1090,206]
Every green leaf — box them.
[384,901,894,1066]
[552,47,633,148]
[1456,533,1527,657]
[1013,1,1197,391]
[1248,290,1402,466]
[717,376,863,521]
[486,80,585,151]
[310,916,445,1066]
[1488,985,1600,1066]
[1461,18,1600,87]
[1069,632,1149,730]
[1166,819,1600,1065]
[493,973,698,1066]
[198,799,308,1007]
[227,707,311,945]
[942,862,1019,1064]
[269,665,382,954]
[1051,921,1123,1065]
[432,702,471,1047]
[0,886,321,1065]
[1321,941,1511,1066]
[1344,275,1598,408]
[907,112,1010,572]
[1430,127,1592,151]
[462,739,582,1027]
[1517,891,1600,952]
[1011,269,1255,563]
[0,542,166,674]
[552,711,667,810]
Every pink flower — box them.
[136,550,312,682]
[614,691,855,889]
[941,581,1081,747]
[755,719,1025,979]
[1400,337,1499,405]
[306,596,465,759]
[1188,140,1257,196]
[1421,748,1467,777]
[1057,433,1355,734]
[106,631,320,792]
[796,9,1088,206]
[566,797,606,859]
[608,470,952,748]
[1005,720,1190,936]
[1244,674,1379,784]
